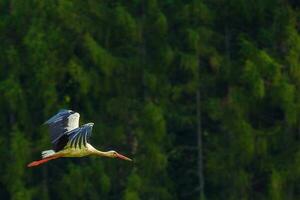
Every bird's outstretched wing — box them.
[44,109,80,144]
[66,124,93,149]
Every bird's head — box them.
[107,150,132,161]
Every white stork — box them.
[28,109,132,167]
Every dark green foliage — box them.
[0,0,299,199]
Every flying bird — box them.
[28,109,132,167]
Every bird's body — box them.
[59,143,94,157]
[28,109,132,167]
[47,143,93,158]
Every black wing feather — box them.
[53,135,69,152]
[67,124,93,149]
[44,109,80,151]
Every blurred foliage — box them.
[0,0,300,200]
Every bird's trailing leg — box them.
[27,155,62,167]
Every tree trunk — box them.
[225,24,231,60]
[197,89,205,200]
[42,167,49,200]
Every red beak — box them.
[116,153,132,161]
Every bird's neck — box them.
[93,150,112,157]
[88,144,112,158]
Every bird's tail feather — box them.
[42,150,56,158]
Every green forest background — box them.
[0,0,300,199]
